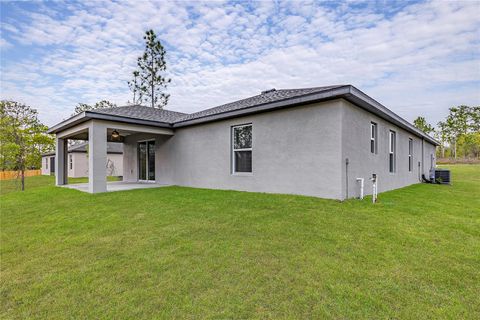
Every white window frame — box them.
[389,130,396,173]
[69,154,73,170]
[231,124,252,175]
[408,138,413,172]
[370,122,377,154]
[45,157,48,170]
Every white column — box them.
[55,137,67,186]
[88,121,107,193]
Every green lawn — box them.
[1,165,479,319]
[0,175,120,195]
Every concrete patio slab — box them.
[62,181,169,193]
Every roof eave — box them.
[42,150,123,156]
[173,85,439,146]
[47,111,173,134]
[41,152,55,157]
[47,112,88,134]
[85,111,173,128]
[69,150,123,154]
[346,87,440,145]
[173,85,351,128]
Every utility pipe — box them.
[370,173,378,203]
[345,158,349,199]
[356,178,364,199]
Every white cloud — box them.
[0,37,13,50]
[0,0,479,126]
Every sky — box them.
[0,0,479,127]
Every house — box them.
[41,142,123,178]
[47,85,438,199]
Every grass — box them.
[1,165,479,319]
[0,175,120,195]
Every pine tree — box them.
[128,71,141,105]
[413,116,434,135]
[131,29,171,108]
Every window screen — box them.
[408,138,413,172]
[389,131,396,173]
[232,124,252,173]
[371,122,377,154]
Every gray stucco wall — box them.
[171,100,344,198]
[340,100,436,199]
[123,100,344,199]
[120,98,436,200]
[123,133,172,183]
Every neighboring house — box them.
[47,85,438,199]
[41,142,123,178]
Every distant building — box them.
[42,142,123,178]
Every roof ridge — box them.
[111,105,188,115]
[94,86,346,121]
[176,85,348,122]
[276,85,345,92]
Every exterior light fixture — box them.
[111,130,120,139]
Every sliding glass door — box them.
[138,141,155,181]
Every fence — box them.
[437,158,480,165]
[0,170,42,180]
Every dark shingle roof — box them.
[176,86,344,122]
[91,105,187,123]
[47,85,438,145]
[87,86,343,124]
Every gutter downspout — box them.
[421,138,424,177]
[345,158,349,199]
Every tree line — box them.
[414,106,480,159]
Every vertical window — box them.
[147,140,155,181]
[389,130,396,173]
[69,154,73,170]
[45,158,48,170]
[232,124,252,173]
[370,122,377,154]
[408,138,413,172]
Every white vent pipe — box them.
[356,178,364,200]
[370,174,378,203]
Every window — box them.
[45,158,48,170]
[389,130,396,173]
[370,122,378,154]
[232,124,252,173]
[408,138,413,172]
[138,140,155,181]
[69,154,73,170]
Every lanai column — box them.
[88,120,107,193]
[55,137,68,186]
